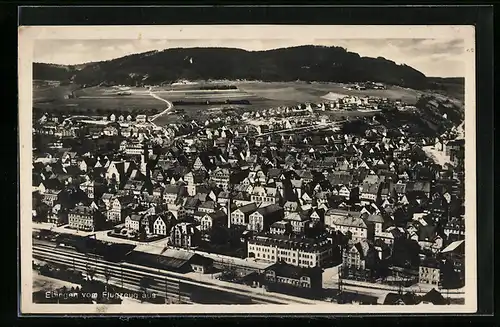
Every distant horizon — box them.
[33,39,465,78]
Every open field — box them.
[73,86,151,97]
[33,83,80,103]
[33,97,169,113]
[32,80,427,121]
[236,81,424,105]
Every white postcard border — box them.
[19,25,477,315]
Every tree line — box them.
[33,45,431,89]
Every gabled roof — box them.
[270,220,291,229]
[285,212,309,222]
[233,203,258,215]
[421,288,446,304]
[164,184,180,195]
[366,214,385,223]
[233,192,251,201]
[328,210,367,229]
[102,193,115,201]
[184,196,201,209]
[218,191,231,199]
[267,168,283,179]
[128,214,143,222]
[350,240,371,259]
[255,204,282,216]
[383,292,420,305]
[203,210,227,221]
[199,200,217,210]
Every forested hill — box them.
[33,45,430,88]
[32,63,76,81]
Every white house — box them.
[153,216,169,236]
[125,214,142,231]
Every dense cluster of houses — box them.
[32,96,466,293]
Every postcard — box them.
[19,24,476,314]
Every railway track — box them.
[33,242,317,305]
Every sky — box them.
[34,38,465,77]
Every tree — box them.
[209,225,230,246]
[138,226,147,241]
[33,202,50,223]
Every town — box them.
[31,91,466,306]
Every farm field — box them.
[235,81,424,105]
[32,80,425,121]
[73,86,151,97]
[33,83,80,103]
[33,96,169,113]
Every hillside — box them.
[33,46,430,89]
[32,63,76,82]
[426,77,465,102]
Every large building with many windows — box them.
[419,258,442,287]
[68,205,105,232]
[325,209,368,242]
[247,233,333,268]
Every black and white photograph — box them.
[19,25,476,314]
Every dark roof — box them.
[421,288,447,304]
[41,178,64,191]
[199,200,217,210]
[419,225,437,242]
[33,173,43,187]
[69,205,95,215]
[184,196,201,209]
[64,165,83,176]
[256,204,283,216]
[407,181,431,193]
[128,214,143,222]
[383,292,420,305]
[124,250,192,271]
[205,210,227,221]
[32,162,45,173]
[265,262,322,280]
[420,258,441,269]
[270,220,291,229]
[234,203,258,215]
[164,184,180,195]
[265,168,282,178]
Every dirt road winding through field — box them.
[148,88,174,122]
